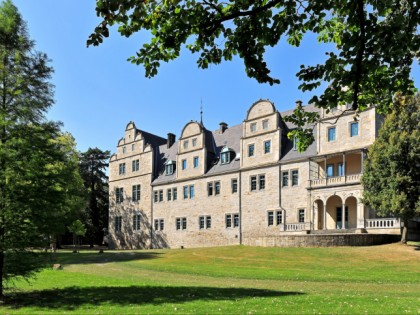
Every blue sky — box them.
[13,0,420,153]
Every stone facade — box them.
[108,100,398,249]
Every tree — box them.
[87,0,419,150]
[0,0,85,298]
[79,148,110,247]
[362,93,420,243]
[68,220,87,253]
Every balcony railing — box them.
[309,173,361,188]
[365,218,400,229]
[280,222,311,231]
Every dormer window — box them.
[293,136,299,150]
[220,146,233,164]
[164,160,175,175]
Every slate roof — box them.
[148,104,320,183]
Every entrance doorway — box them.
[336,206,349,229]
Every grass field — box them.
[3,243,419,314]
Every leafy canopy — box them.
[0,0,85,296]
[362,93,420,226]
[88,0,419,150]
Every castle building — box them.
[108,100,399,249]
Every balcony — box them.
[309,173,361,188]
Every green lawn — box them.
[3,243,419,314]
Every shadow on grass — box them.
[6,286,304,310]
[53,251,163,265]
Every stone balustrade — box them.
[280,222,311,231]
[309,173,361,188]
[365,218,400,229]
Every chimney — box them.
[219,122,228,134]
[295,100,303,108]
[167,133,175,148]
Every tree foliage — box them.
[0,0,85,297]
[88,0,419,149]
[79,148,110,247]
[362,93,420,242]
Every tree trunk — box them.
[401,219,408,244]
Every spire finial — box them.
[200,98,203,125]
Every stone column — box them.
[357,201,365,228]
[342,202,346,229]
[323,203,327,230]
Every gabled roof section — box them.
[246,99,276,121]
[279,103,320,130]
[137,129,166,148]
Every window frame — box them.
[231,178,238,193]
[183,140,189,149]
[132,159,140,172]
[248,144,255,157]
[119,163,126,175]
[116,187,124,203]
[350,121,359,137]
[250,175,257,191]
[291,169,299,186]
[133,213,141,231]
[132,184,141,202]
[298,209,305,223]
[182,159,187,170]
[193,156,199,168]
[114,216,122,232]
[264,140,271,154]
[250,122,257,132]
[268,211,274,226]
[328,127,336,142]
[262,119,269,130]
[192,138,197,147]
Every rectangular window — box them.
[167,188,172,201]
[154,219,159,231]
[192,138,197,147]
[262,119,269,130]
[292,170,299,186]
[132,184,140,201]
[116,187,124,203]
[328,127,336,142]
[250,122,257,132]
[282,172,289,187]
[183,140,189,149]
[250,176,257,191]
[199,215,211,229]
[132,144,135,151]
[264,140,271,154]
[159,219,164,231]
[189,185,195,199]
[114,216,122,232]
[132,159,139,172]
[276,211,283,225]
[248,144,255,157]
[215,181,221,195]
[226,214,232,228]
[122,146,126,154]
[176,217,187,231]
[159,190,163,202]
[350,122,359,137]
[193,156,199,168]
[268,211,274,226]
[183,186,188,199]
[208,182,213,196]
[298,209,305,223]
[182,159,187,170]
[326,164,334,177]
[173,188,177,200]
[154,190,158,203]
[119,163,126,175]
[293,137,299,150]
[337,163,344,176]
[259,175,265,190]
[133,214,141,231]
[233,214,239,227]
[231,178,238,193]
[165,163,174,175]
[221,152,230,164]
